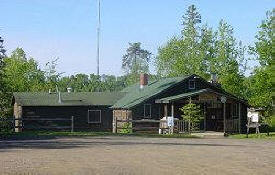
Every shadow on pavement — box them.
[0,138,244,151]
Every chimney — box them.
[210,73,217,83]
[67,87,72,93]
[140,73,148,89]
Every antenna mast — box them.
[96,0,101,76]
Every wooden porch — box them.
[155,89,242,134]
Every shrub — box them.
[180,98,203,133]
[121,122,132,134]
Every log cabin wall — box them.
[129,86,248,133]
[22,106,113,131]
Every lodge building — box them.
[13,74,248,133]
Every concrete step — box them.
[191,132,225,139]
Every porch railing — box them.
[115,119,196,133]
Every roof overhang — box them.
[155,89,210,104]
[155,88,247,104]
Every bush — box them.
[269,115,275,132]
[180,99,203,133]
[0,116,13,133]
[121,122,132,134]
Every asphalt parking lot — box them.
[1,136,274,175]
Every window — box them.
[189,80,195,89]
[144,104,151,118]
[232,104,238,118]
[88,110,101,123]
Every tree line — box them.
[156,5,273,119]
[0,5,273,121]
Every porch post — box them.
[171,103,174,117]
[223,103,226,134]
[221,96,227,135]
[238,103,241,133]
[164,104,168,117]
[171,103,174,134]
[204,102,206,132]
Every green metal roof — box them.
[112,75,191,109]
[13,74,247,108]
[13,92,126,106]
[120,83,140,93]
[155,89,210,103]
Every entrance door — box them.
[205,103,223,131]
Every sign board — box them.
[199,93,218,101]
[167,117,174,127]
[247,111,259,123]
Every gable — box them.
[112,74,247,109]
[112,75,192,109]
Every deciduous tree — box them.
[246,9,273,117]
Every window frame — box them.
[232,103,238,118]
[143,104,152,118]
[188,80,195,89]
[87,110,102,123]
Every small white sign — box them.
[248,111,259,123]
[167,117,174,127]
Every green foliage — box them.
[262,115,275,130]
[1,131,200,140]
[270,115,275,131]
[156,5,209,79]
[212,21,247,97]
[0,47,130,122]
[44,58,62,91]
[249,10,273,67]
[156,5,246,98]
[0,36,7,92]
[57,74,127,92]
[0,35,6,63]
[0,48,46,121]
[245,9,273,117]
[180,99,203,133]
[0,35,7,115]
[122,42,152,85]
[229,132,275,139]
[0,115,13,134]
[2,48,46,92]
[120,122,132,134]
[245,67,271,110]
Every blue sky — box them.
[1,0,274,76]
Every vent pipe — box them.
[210,73,217,83]
[67,87,72,93]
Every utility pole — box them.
[96,0,101,76]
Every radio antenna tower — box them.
[96,0,101,76]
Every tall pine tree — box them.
[122,42,151,85]
[156,5,247,98]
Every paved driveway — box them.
[0,136,274,175]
